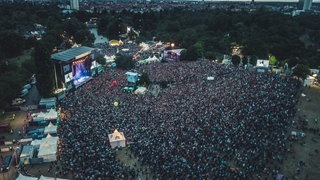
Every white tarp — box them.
[44,122,57,134]
[138,56,160,64]
[32,109,58,122]
[134,87,147,95]
[108,129,126,149]
[39,175,55,180]
[37,135,58,162]
[16,173,38,180]
[303,76,315,87]
[38,176,69,180]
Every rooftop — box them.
[51,46,94,62]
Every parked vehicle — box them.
[0,123,11,133]
[11,98,26,106]
[1,155,12,172]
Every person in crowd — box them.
[58,59,300,179]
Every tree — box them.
[242,56,248,65]
[249,56,258,66]
[287,57,299,68]
[231,55,241,66]
[114,55,135,70]
[0,31,25,58]
[137,72,150,87]
[95,53,106,66]
[180,43,203,61]
[74,29,94,46]
[269,55,277,66]
[33,42,55,97]
[292,64,310,79]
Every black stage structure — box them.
[51,46,95,92]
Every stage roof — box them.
[51,46,94,63]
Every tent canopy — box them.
[16,174,38,180]
[44,122,57,134]
[109,129,126,142]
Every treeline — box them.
[1,3,320,110]
[0,4,94,110]
[98,8,320,68]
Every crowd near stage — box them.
[51,46,96,91]
[55,59,301,179]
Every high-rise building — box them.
[303,0,313,11]
[70,0,79,11]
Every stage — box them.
[74,76,93,88]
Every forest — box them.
[0,3,320,110]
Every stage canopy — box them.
[37,134,59,162]
[108,129,126,149]
[51,46,94,63]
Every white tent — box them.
[16,173,38,180]
[44,122,57,134]
[38,176,69,180]
[39,175,54,180]
[134,87,147,95]
[303,75,315,87]
[108,129,126,149]
[46,109,58,120]
[20,145,35,164]
[31,139,42,148]
[37,135,58,162]
[32,109,58,122]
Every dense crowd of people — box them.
[94,41,166,63]
[58,59,301,179]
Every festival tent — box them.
[39,176,69,180]
[44,122,57,134]
[108,129,126,149]
[109,40,120,46]
[20,145,35,164]
[32,109,58,122]
[37,135,58,162]
[39,175,54,180]
[134,87,147,95]
[303,75,315,87]
[31,139,42,148]
[16,173,38,180]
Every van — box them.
[1,155,12,172]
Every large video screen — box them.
[163,49,184,62]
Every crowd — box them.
[94,41,165,63]
[58,59,301,179]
